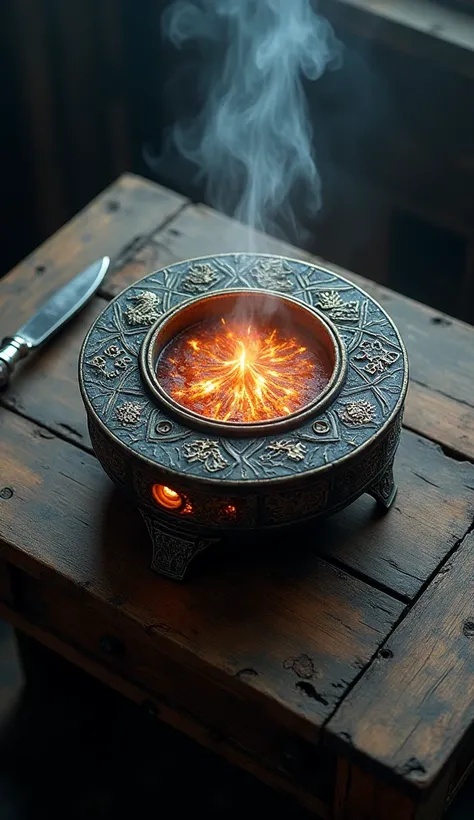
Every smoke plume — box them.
[159,0,342,240]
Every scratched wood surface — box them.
[329,529,474,794]
[0,408,404,734]
[0,174,474,814]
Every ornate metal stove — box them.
[79,254,408,580]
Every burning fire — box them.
[157,317,331,423]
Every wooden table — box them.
[0,174,473,819]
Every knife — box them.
[0,256,110,388]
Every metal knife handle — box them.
[0,336,30,388]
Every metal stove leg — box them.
[140,511,217,581]
[367,460,397,511]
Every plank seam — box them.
[322,517,474,737]
[410,376,474,413]
[402,420,474,466]
[0,401,94,457]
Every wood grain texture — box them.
[104,203,314,299]
[0,176,473,811]
[404,381,474,462]
[11,567,334,809]
[0,599,328,818]
[328,530,474,791]
[0,408,403,734]
[318,431,474,599]
[0,173,186,338]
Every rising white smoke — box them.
[160,0,342,239]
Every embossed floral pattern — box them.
[354,339,400,375]
[104,345,122,358]
[115,356,133,371]
[251,258,294,292]
[182,440,228,472]
[338,400,376,427]
[81,254,406,484]
[124,291,161,326]
[88,355,118,380]
[261,440,307,463]
[88,349,132,379]
[115,402,144,425]
[182,263,217,293]
[317,290,360,322]
[90,355,106,369]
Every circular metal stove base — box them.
[79,254,408,581]
[141,459,397,581]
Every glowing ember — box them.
[156,317,333,423]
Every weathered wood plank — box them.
[10,567,334,809]
[319,0,474,79]
[0,409,403,735]
[0,599,329,817]
[0,173,186,338]
[318,431,474,599]
[328,530,474,792]
[404,382,474,462]
[104,203,314,299]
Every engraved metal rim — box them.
[139,288,347,437]
[135,444,397,533]
[79,253,409,488]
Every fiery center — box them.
[156,317,332,423]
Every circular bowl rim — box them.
[139,288,347,437]
[79,252,409,489]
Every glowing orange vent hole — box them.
[152,484,184,511]
[156,317,332,424]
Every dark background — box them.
[2,0,474,322]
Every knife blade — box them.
[0,256,110,388]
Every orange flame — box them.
[157,317,332,423]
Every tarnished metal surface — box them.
[80,254,407,485]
